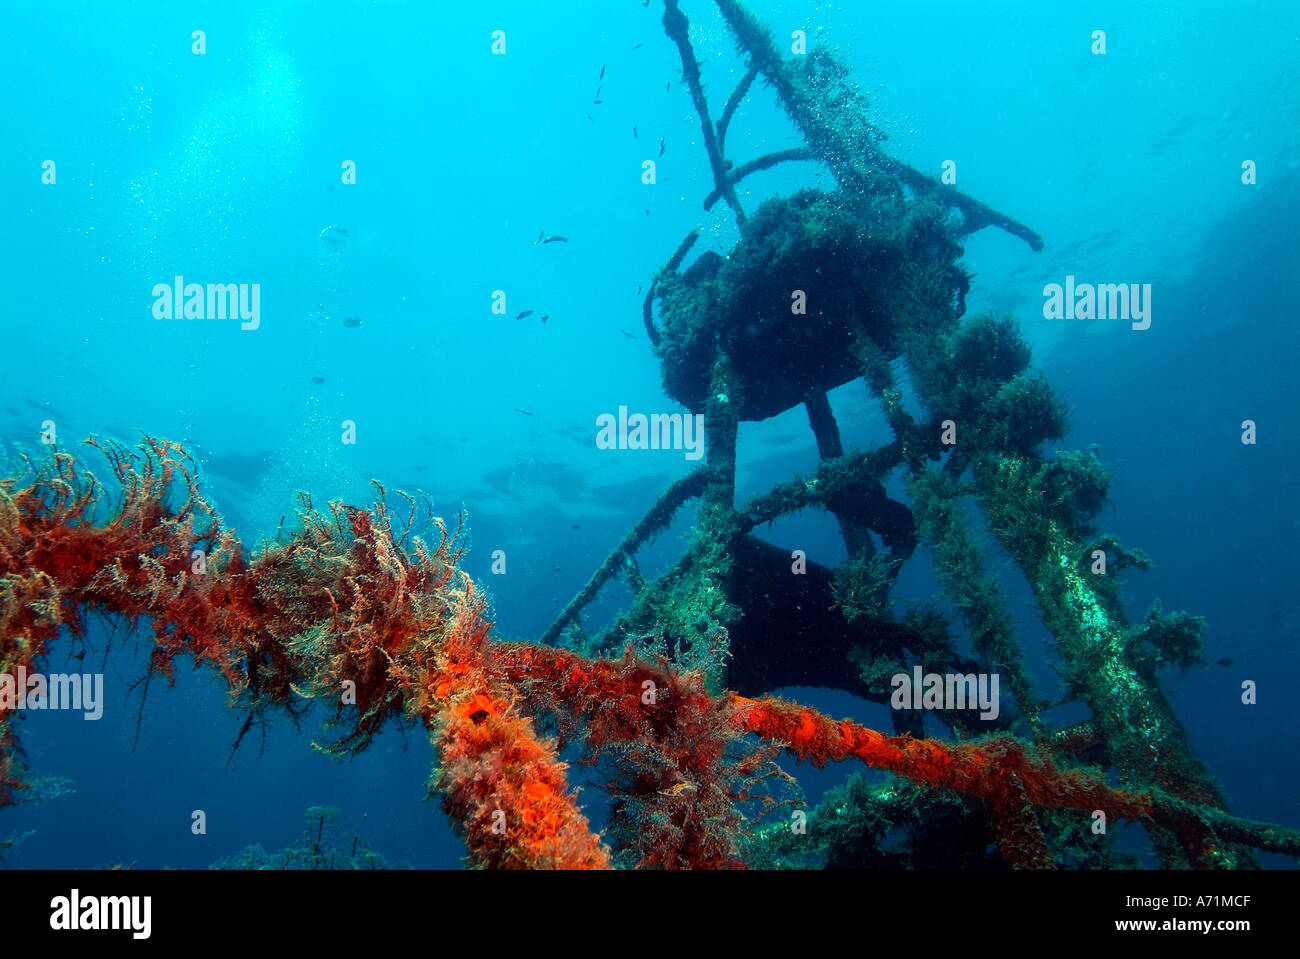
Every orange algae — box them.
[2,437,1298,869]
[0,437,606,869]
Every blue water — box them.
[1,1,1297,868]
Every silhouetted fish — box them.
[659,137,665,156]
[202,450,271,489]
[514,408,534,417]
[343,316,362,328]
[516,310,533,320]
[542,235,568,244]
[1217,657,1235,667]
[599,65,606,80]
[619,328,636,339]
[311,376,325,385]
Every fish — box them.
[636,284,642,295]
[593,99,602,105]
[657,780,695,799]
[542,235,568,244]
[619,328,637,339]
[311,376,325,385]
[633,42,643,49]
[659,137,665,156]
[514,408,534,417]
[1217,657,1235,667]
[633,125,638,138]
[202,450,271,490]
[587,115,595,122]
[665,80,670,92]
[515,310,533,320]
[535,229,545,244]
[571,524,581,530]
[342,316,362,328]
[599,65,606,80]
[540,314,550,323]
[25,398,70,421]
[320,225,348,245]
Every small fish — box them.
[596,85,602,96]
[571,524,581,530]
[658,781,695,799]
[659,137,665,156]
[534,229,545,244]
[587,114,595,122]
[599,65,606,80]
[645,208,650,216]
[665,80,670,92]
[310,376,325,385]
[593,99,602,105]
[1217,657,1235,667]
[542,235,568,244]
[343,316,362,328]
[633,125,638,138]
[516,310,533,320]
[514,408,534,417]
[618,328,636,339]
[636,284,642,295]
[632,42,643,50]
[540,313,550,324]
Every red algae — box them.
[2,438,1297,869]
